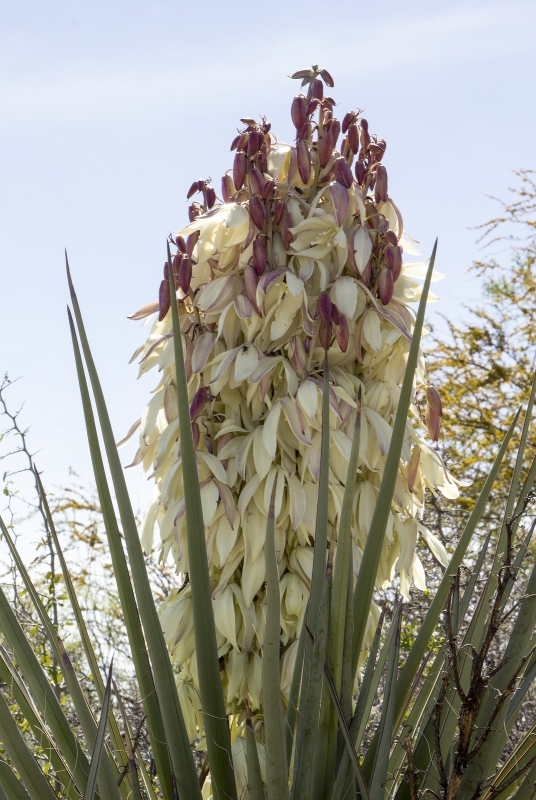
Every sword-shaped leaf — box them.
[67,264,199,800]
[0,758,31,800]
[263,483,289,800]
[166,244,237,800]
[83,663,113,800]
[246,716,264,800]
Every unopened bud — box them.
[186,230,200,257]
[253,237,267,275]
[360,118,369,133]
[320,68,334,87]
[426,386,443,417]
[348,123,359,155]
[221,174,236,203]
[334,157,353,189]
[163,261,169,279]
[297,140,312,184]
[262,178,275,200]
[360,127,371,149]
[247,130,263,157]
[378,267,394,305]
[237,132,249,151]
[172,253,182,275]
[176,236,186,253]
[197,180,205,193]
[297,121,311,142]
[319,128,334,169]
[330,181,350,226]
[384,230,398,247]
[341,112,353,134]
[305,99,320,116]
[282,211,293,250]
[275,199,286,226]
[312,78,323,101]
[158,279,170,321]
[249,195,265,231]
[230,134,240,151]
[178,256,192,294]
[330,303,340,325]
[329,119,341,146]
[319,324,332,350]
[426,404,441,442]
[375,165,388,203]
[249,167,266,196]
[385,247,394,269]
[244,264,259,307]
[206,186,216,209]
[392,246,402,281]
[318,291,332,325]
[188,205,200,222]
[233,152,247,190]
[187,181,198,200]
[336,314,349,352]
[191,421,200,450]
[190,386,209,420]
[291,95,307,131]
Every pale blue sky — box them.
[1,0,535,527]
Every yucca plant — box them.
[1,67,536,800]
[127,65,457,736]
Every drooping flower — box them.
[125,66,459,739]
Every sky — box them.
[1,0,535,540]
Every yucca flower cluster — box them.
[127,66,457,741]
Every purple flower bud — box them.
[282,211,293,250]
[291,95,307,131]
[318,291,332,325]
[378,267,394,305]
[319,324,332,350]
[188,205,200,222]
[197,180,205,193]
[360,127,371,150]
[360,118,369,133]
[262,179,275,201]
[312,78,323,101]
[186,230,200,257]
[375,165,388,203]
[297,121,311,142]
[384,230,398,247]
[305,99,320,116]
[297,140,312,184]
[329,119,341,147]
[176,236,186,253]
[233,152,247,190]
[330,303,340,325]
[319,128,334,169]
[253,237,267,275]
[334,157,353,189]
[247,130,263,157]
[426,405,441,442]
[249,166,266,196]
[426,386,443,417]
[230,135,240,151]
[330,181,350,227]
[172,253,182,276]
[320,68,334,87]
[249,194,265,231]
[191,421,200,449]
[237,132,249,151]
[385,247,394,269]
[392,246,403,281]
[336,314,349,352]
[221,174,236,203]
[244,264,259,307]
[206,186,216,209]
[187,181,198,200]
[348,123,359,155]
[275,199,286,226]
[178,256,192,295]
[342,112,353,134]
[158,279,170,321]
[190,386,209,420]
